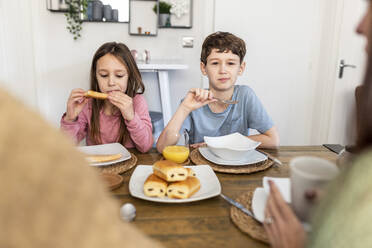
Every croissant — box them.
[84,90,108,100]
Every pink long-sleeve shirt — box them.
[60,94,153,153]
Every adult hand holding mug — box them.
[290,156,339,222]
[264,156,339,248]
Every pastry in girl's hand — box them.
[86,153,122,163]
[84,90,108,100]
[143,174,168,197]
[167,176,201,199]
[153,160,188,182]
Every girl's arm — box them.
[125,95,153,153]
[60,105,89,144]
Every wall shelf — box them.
[48,9,68,13]
[47,0,193,37]
[159,26,192,29]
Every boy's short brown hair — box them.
[200,31,246,65]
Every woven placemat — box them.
[95,152,137,174]
[230,185,269,244]
[190,149,274,174]
[160,156,191,166]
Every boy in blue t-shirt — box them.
[156,32,279,152]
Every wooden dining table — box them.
[111,146,338,248]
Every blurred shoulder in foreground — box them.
[0,88,162,247]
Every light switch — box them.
[182,37,194,48]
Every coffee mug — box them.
[290,156,339,222]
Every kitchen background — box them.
[0,0,366,146]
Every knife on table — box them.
[220,194,260,222]
[257,150,283,166]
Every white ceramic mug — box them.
[290,156,339,222]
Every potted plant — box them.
[65,0,89,40]
[153,1,172,27]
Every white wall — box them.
[0,0,38,108]
[214,0,324,145]
[25,0,213,126]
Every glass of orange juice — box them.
[162,130,190,163]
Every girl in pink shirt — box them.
[60,42,153,153]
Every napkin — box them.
[251,177,290,223]
[263,177,291,203]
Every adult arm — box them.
[264,180,306,248]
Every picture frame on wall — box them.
[158,0,192,29]
[129,0,158,36]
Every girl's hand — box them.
[108,91,135,121]
[181,88,217,112]
[264,180,306,248]
[65,88,89,122]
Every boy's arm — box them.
[248,126,280,149]
[242,87,279,148]
[156,105,190,153]
[156,88,216,153]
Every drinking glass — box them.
[162,130,190,164]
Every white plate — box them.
[129,165,221,203]
[77,143,131,166]
[204,133,261,161]
[198,147,267,166]
[204,132,261,150]
[251,187,268,223]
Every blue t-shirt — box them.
[181,85,274,144]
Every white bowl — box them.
[203,132,261,161]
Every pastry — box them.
[84,90,108,100]
[143,174,167,197]
[167,176,201,199]
[153,160,188,182]
[187,168,196,177]
[86,153,122,163]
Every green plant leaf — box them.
[153,1,172,14]
[64,0,87,40]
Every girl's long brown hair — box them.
[356,3,372,151]
[89,42,145,145]
[356,49,372,151]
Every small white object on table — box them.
[120,203,136,222]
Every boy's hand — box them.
[65,88,89,122]
[181,88,217,112]
[108,91,135,121]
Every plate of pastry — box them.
[78,143,131,166]
[129,160,221,203]
[198,147,267,166]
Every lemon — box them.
[162,146,190,163]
